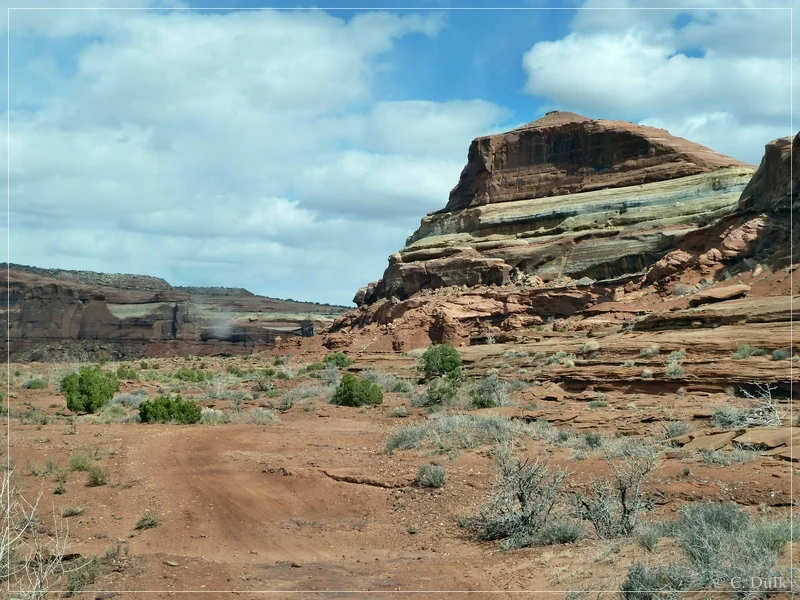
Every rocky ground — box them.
[3,324,798,598]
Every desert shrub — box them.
[60,505,85,518]
[66,555,101,597]
[139,394,202,424]
[174,367,208,382]
[663,349,686,378]
[390,406,410,418]
[583,431,604,449]
[98,403,127,424]
[771,348,791,361]
[229,407,280,425]
[664,502,794,592]
[412,375,460,408]
[301,362,325,373]
[226,365,245,377]
[135,511,159,530]
[711,406,750,429]
[667,349,687,361]
[115,365,138,380]
[573,439,660,538]
[323,352,352,369]
[68,453,93,472]
[639,345,661,358]
[711,384,782,429]
[86,465,108,487]
[469,373,511,409]
[362,369,414,393]
[538,519,584,546]
[420,343,462,380]
[21,377,49,390]
[385,413,515,455]
[620,562,694,599]
[588,399,608,408]
[732,345,767,360]
[252,376,276,393]
[622,360,636,368]
[331,374,383,407]
[321,363,342,387]
[61,366,119,414]
[466,448,568,550]
[111,391,147,408]
[200,407,229,425]
[285,384,330,404]
[276,367,294,380]
[661,421,692,440]
[664,360,684,378]
[699,448,760,465]
[636,525,664,553]
[641,369,654,379]
[416,462,446,488]
[579,340,600,355]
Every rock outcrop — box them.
[445,111,749,212]
[330,116,799,354]
[356,112,754,305]
[4,265,349,362]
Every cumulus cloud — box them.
[522,0,797,163]
[5,6,510,304]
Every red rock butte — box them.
[445,110,752,212]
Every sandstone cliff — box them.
[4,265,349,362]
[356,112,754,305]
[328,116,798,354]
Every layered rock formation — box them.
[4,265,349,362]
[356,112,753,305]
[328,116,798,353]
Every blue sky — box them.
[3,0,796,304]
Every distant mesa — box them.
[2,264,349,362]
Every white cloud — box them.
[522,0,797,163]
[5,7,510,304]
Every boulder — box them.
[732,427,796,450]
[683,431,742,451]
[688,284,750,307]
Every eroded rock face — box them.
[445,111,749,212]
[4,266,349,362]
[335,117,799,353]
[358,113,755,305]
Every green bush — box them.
[86,465,108,487]
[174,367,208,382]
[139,394,202,424]
[61,367,119,414]
[135,511,159,530]
[323,352,352,368]
[116,365,139,380]
[226,365,244,377]
[771,348,791,361]
[732,345,767,360]
[420,343,462,379]
[331,374,383,407]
